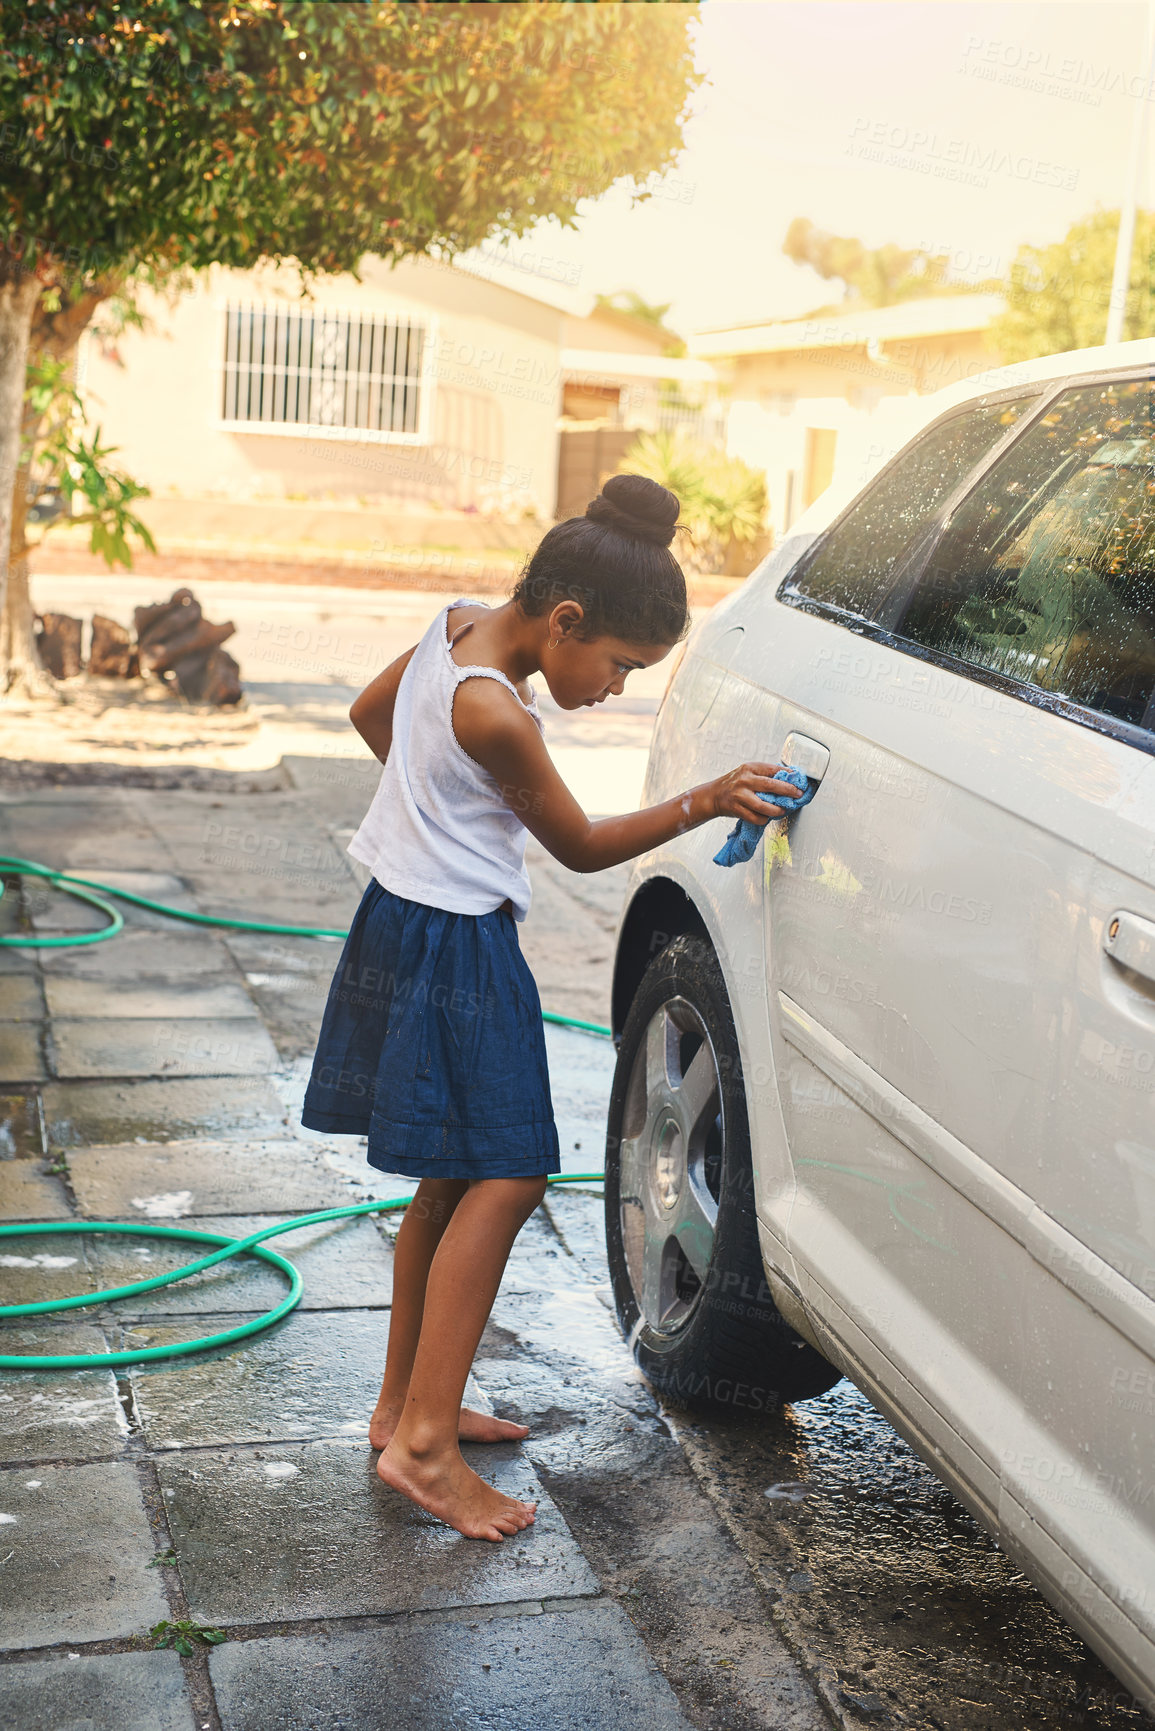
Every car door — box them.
[755,388,1064,1521]
[879,374,1155,1665]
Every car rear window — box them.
[894,378,1155,732]
[786,397,1035,617]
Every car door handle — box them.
[780,731,830,785]
[1103,909,1155,986]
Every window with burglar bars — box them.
[221,303,428,440]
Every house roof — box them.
[560,349,716,384]
[583,301,680,355]
[451,247,594,318]
[689,292,1006,359]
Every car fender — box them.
[615,809,806,1302]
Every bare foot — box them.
[369,1404,529,1451]
[377,1438,537,1541]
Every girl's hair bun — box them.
[512,467,689,648]
[585,473,680,548]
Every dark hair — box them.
[511,473,690,645]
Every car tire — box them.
[605,934,841,1415]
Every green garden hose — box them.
[0,856,611,1370]
[0,854,613,1036]
[0,854,350,946]
[0,1176,605,1371]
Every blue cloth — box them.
[712,765,815,867]
[301,879,561,1180]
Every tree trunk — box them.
[0,549,47,692]
[0,273,42,694]
[0,275,116,694]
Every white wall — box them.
[726,392,929,537]
[79,255,565,518]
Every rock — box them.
[131,589,242,705]
[140,618,235,676]
[35,612,84,679]
[134,590,200,649]
[89,614,139,678]
[172,645,242,706]
[838,1686,890,1720]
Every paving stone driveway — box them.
[0,783,826,1731]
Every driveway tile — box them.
[43,1076,287,1148]
[68,1139,352,1218]
[0,1229,94,1309]
[0,1651,195,1731]
[0,940,38,976]
[125,1308,389,1449]
[0,1326,125,1464]
[209,1604,689,1730]
[0,1164,71,1221]
[0,798,169,873]
[0,1461,166,1648]
[0,1090,45,1158]
[0,1024,45,1085]
[28,870,197,935]
[38,929,236,981]
[51,1017,281,1080]
[0,977,44,1020]
[44,979,259,1021]
[159,1439,598,1624]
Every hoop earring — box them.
[547,635,560,650]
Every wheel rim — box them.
[618,994,723,1337]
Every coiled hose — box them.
[0,856,610,1370]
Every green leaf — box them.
[0,2,701,278]
[147,1617,226,1652]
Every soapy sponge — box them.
[712,765,815,867]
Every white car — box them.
[604,339,1155,1708]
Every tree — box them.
[782,217,957,309]
[989,207,1155,363]
[0,0,702,689]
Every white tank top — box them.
[347,597,544,922]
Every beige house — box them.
[689,293,1005,536]
[77,257,1007,559]
[77,253,683,531]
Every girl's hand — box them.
[708,762,799,826]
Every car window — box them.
[894,379,1155,730]
[787,397,1036,616]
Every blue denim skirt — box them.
[301,879,560,1181]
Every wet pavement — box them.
[1,754,1153,1728]
[0,779,819,1731]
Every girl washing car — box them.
[301,473,797,1541]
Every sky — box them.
[484,1,1155,338]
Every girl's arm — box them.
[349,645,418,764]
[452,677,799,874]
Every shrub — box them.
[619,430,768,574]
